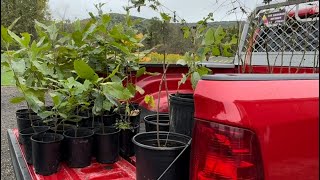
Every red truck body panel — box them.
[131,65,236,112]
[193,77,319,180]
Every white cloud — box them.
[48,0,260,22]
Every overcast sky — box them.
[48,0,264,22]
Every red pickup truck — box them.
[7,0,319,180]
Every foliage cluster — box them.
[1,7,150,128]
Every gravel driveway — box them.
[1,87,23,180]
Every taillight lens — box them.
[190,120,264,180]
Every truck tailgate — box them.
[7,129,136,180]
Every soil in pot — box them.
[120,124,140,158]
[94,126,120,163]
[19,126,50,164]
[133,132,191,180]
[169,93,195,137]
[31,133,64,176]
[63,128,94,168]
[144,114,170,132]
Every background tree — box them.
[1,0,51,48]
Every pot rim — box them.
[63,128,94,138]
[132,131,190,151]
[169,93,194,102]
[95,126,121,135]
[31,133,64,144]
[144,114,170,126]
[19,126,50,136]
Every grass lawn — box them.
[1,66,15,86]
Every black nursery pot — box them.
[16,112,41,132]
[118,103,141,126]
[100,111,117,126]
[50,124,76,161]
[63,128,94,168]
[94,126,120,164]
[16,109,37,118]
[31,133,64,176]
[80,116,104,133]
[120,124,140,158]
[19,126,50,164]
[49,124,76,135]
[169,93,195,137]
[144,114,170,132]
[133,132,191,180]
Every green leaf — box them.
[20,33,31,47]
[145,72,160,76]
[106,64,120,80]
[111,75,122,82]
[178,73,188,88]
[7,30,23,47]
[1,26,13,44]
[8,17,21,30]
[222,44,234,57]
[214,26,226,44]
[89,12,96,19]
[38,111,54,119]
[11,59,26,75]
[104,82,133,100]
[93,93,104,115]
[136,67,146,77]
[82,24,97,40]
[110,42,130,54]
[160,13,171,22]
[35,20,48,30]
[72,31,83,46]
[58,113,67,119]
[67,116,82,123]
[204,28,215,45]
[101,14,111,24]
[103,101,113,111]
[181,26,190,39]
[230,34,238,45]
[144,95,155,108]
[24,91,45,113]
[10,96,25,104]
[176,59,187,66]
[191,72,201,89]
[49,92,61,106]
[212,44,221,56]
[136,85,145,95]
[127,83,136,95]
[197,66,211,76]
[74,60,98,82]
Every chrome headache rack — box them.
[235,0,319,69]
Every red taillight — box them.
[190,120,264,180]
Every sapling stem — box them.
[156,63,170,147]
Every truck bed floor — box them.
[7,129,136,180]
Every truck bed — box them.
[7,129,137,180]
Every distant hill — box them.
[80,13,244,30]
[77,13,243,54]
